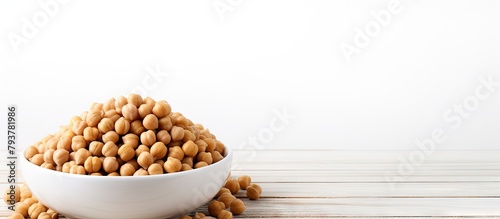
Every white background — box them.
[1,0,500,151]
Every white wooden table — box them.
[2,150,500,218]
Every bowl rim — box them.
[21,145,232,181]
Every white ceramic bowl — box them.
[21,147,232,219]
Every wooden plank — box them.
[230,170,500,183]
[231,150,500,163]
[192,198,500,217]
[230,162,500,171]
[2,198,500,218]
[233,182,500,198]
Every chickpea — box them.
[107,172,120,176]
[86,109,103,127]
[170,126,184,142]
[120,163,136,176]
[117,144,135,162]
[69,165,86,175]
[181,157,193,167]
[104,109,120,122]
[30,154,44,166]
[138,104,153,119]
[237,175,252,190]
[168,146,184,160]
[195,139,207,153]
[97,118,114,133]
[83,127,99,141]
[217,193,236,207]
[43,149,55,165]
[137,152,154,169]
[37,212,51,219]
[122,133,139,149]
[102,131,119,143]
[88,141,104,156]
[62,162,72,173]
[156,130,171,145]
[52,149,69,166]
[114,96,127,114]
[62,129,76,138]
[208,200,226,217]
[71,120,88,135]
[71,135,87,152]
[115,117,131,135]
[20,189,32,202]
[9,212,24,219]
[152,100,171,118]
[135,144,150,157]
[167,141,182,147]
[15,202,29,217]
[143,96,156,107]
[246,183,262,200]
[140,130,156,146]
[103,97,116,111]
[147,163,163,175]
[103,157,119,173]
[126,159,140,170]
[90,102,103,111]
[84,156,102,173]
[194,161,208,169]
[164,157,181,173]
[224,179,240,194]
[56,136,72,151]
[25,145,39,159]
[133,168,149,176]
[127,93,143,107]
[130,120,146,136]
[74,148,91,165]
[181,164,192,171]
[197,152,213,165]
[122,103,139,121]
[182,140,198,157]
[150,142,167,160]
[230,199,246,215]
[182,130,196,142]
[158,116,173,131]
[217,210,233,219]
[102,142,118,157]
[193,212,206,219]
[41,162,55,170]
[211,151,224,163]
[215,141,225,155]
[204,138,216,152]
[45,138,58,151]
[142,114,158,130]
[22,197,37,206]
[216,188,231,197]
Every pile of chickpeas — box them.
[4,183,57,219]
[180,175,263,219]
[4,176,262,219]
[24,94,226,176]
[4,94,264,219]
